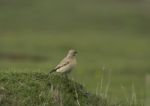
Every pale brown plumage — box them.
[50,49,77,74]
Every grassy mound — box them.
[0,72,110,106]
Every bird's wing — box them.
[49,59,70,74]
[55,59,70,70]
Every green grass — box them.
[0,72,109,106]
[0,34,148,105]
[0,0,150,105]
[0,72,143,106]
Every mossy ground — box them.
[0,72,112,106]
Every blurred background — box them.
[0,0,150,104]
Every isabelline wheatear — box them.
[50,49,77,74]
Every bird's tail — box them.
[49,69,56,74]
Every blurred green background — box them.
[0,0,150,104]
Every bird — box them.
[49,49,77,74]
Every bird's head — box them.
[68,49,77,57]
